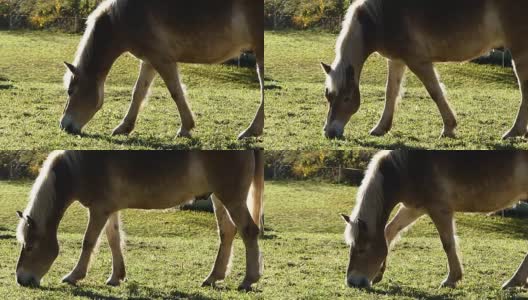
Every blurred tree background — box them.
[1,0,103,31]
[265,0,354,31]
[0,151,376,183]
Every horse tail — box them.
[247,149,264,235]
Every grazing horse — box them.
[341,150,528,289]
[322,0,528,139]
[60,0,264,140]
[16,150,264,291]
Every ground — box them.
[1,180,528,299]
[0,31,262,150]
[265,31,528,150]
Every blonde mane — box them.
[327,0,382,93]
[345,150,403,246]
[63,0,123,89]
[16,151,68,243]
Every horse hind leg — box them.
[502,253,528,289]
[503,53,528,139]
[62,209,109,285]
[371,59,407,136]
[113,61,157,136]
[202,194,237,287]
[238,47,264,139]
[219,193,262,291]
[407,62,458,138]
[105,212,126,286]
[152,61,195,138]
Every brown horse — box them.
[16,150,263,291]
[341,150,528,289]
[60,0,264,140]
[322,0,528,139]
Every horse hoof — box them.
[440,131,456,138]
[105,278,121,286]
[501,279,523,289]
[112,123,134,136]
[237,283,253,292]
[177,128,192,138]
[502,128,526,139]
[61,275,79,285]
[439,280,456,288]
[370,127,388,137]
[238,127,263,139]
[201,280,215,288]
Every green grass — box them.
[0,31,262,150]
[2,180,528,299]
[264,30,528,150]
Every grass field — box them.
[1,180,528,299]
[264,30,528,150]
[0,31,262,150]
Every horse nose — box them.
[347,276,370,289]
[17,274,39,287]
[60,116,80,135]
[325,128,343,140]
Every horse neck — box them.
[28,155,76,236]
[354,172,398,236]
[76,16,125,85]
[334,20,372,83]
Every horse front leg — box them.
[238,50,265,139]
[202,194,237,287]
[113,61,157,136]
[428,208,463,288]
[105,212,126,286]
[408,62,457,138]
[153,61,195,138]
[370,59,407,136]
[503,55,528,139]
[62,209,109,285]
[372,205,424,284]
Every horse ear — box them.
[26,215,36,228]
[340,213,351,224]
[321,62,332,75]
[16,211,23,219]
[64,62,78,76]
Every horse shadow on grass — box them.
[43,284,218,300]
[367,285,458,300]
[79,131,260,150]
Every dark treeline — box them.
[0,151,376,183]
[1,0,103,31]
[1,0,353,31]
[265,0,354,31]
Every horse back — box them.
[74,151,256,210]
[403,152,528,213]
[378,0,526,61]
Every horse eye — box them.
[325,88,329,97]
[67,89,74,96]
[24,244,33,252]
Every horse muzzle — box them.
[60,114,81,135]
[324,121,345,139]
[16,272,40,287]
[346,275,371,289]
